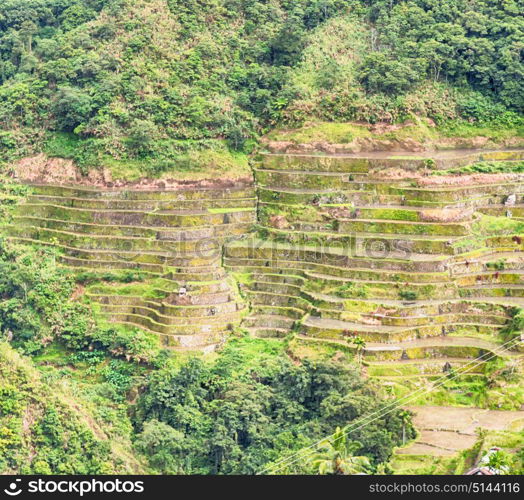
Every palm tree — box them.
[486,450,512,474]
[350,336,367,366]
[399,410,411,445]
[310,427,371,475]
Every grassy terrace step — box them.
[460,285,524,298]
[251,305,305,319]
[404,193,519,208]
[8,225,242,253]
[98,317,223,350]
[258,187,382,205]
[281,219,469,239]
[297,336,510,367]
[456,270,524,286]
[251,281,302,296]
[248,273,305,286]
[99,316,224,350]
[8,236,222,267]
[366,358,487,376]
[257,171,524,202]
[305,292,513,315]
[244,290,311,311]
[450,250,524,272]
[97,307,241,335]
[88,293,239,314]
[306,281,457,300]
[400,182,524,203]
[301,315,501,342]
[29,184,256,200]
[233,265,450,284]
[307,295,524,311]
[91,289,236,307]
[259,186,515,209]
[28,194,257,210]
[341,206,470,222]
[260,226,462,255]
[312,306,508,327]
[477,205,524,218]
[242,314,295,329]
[335,218,470,236]
[295,335,510,362]
[245,327,289,338]
[11,217,252,240]
[259,154,372,172]
[14,203,256,227]
[9,238,231,281]
[94,301,242,326]
[305,269,451,285]
[255,169,363,189]
[58,257,225,281]
[224,256,449,275]
[260,203,474,222]
[88,278,229,297]
[259,150,524,172]
[225,238,450,270]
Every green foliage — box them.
[501,307,524,342]
[335,282,369,299]
[0,240,161,363]
[399,290,418,301]
[134,420,186,474]
[310,426,371,475]
[133,337,415,474]
[0,342,116,473]
[0,0,522,169]
[0,241,75,352]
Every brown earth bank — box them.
[9,154,253,190]
[397,406,524,456]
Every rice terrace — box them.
[0,0,523,484]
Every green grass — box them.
[438,121,524,141]
[266,118,524,147]
[473,214,524,237]
[438,161,524,176]
[267,122,372,144]
[44,132,83,159]
[101,144,251,182]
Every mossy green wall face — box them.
[225,151,524,366]
[5,184,257,350]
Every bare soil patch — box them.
[398,406,524,456]
[11,154,253,190]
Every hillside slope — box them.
[0,0,522,178]
[0,342,145,473]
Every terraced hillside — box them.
[6,183,257,350]
[7,150,524,367]
[3,147,524,473]
[225,149,524,388]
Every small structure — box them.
[504,193,517,206]
[465,447,509,475]
[465,467,495,476]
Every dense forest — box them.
[0,0,522,172]
[0,239,414,474]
